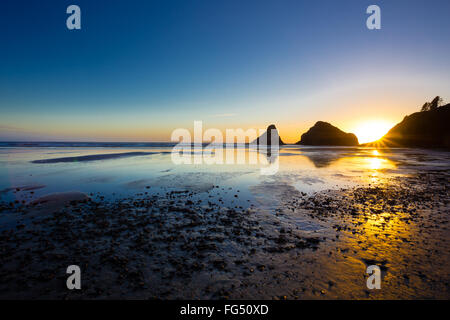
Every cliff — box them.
[365,104,450,148]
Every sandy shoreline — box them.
[0,171,448,299]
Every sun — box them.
[353,120,394,144]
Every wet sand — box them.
[0,169,448,299]
[31,152,159,163]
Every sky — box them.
[1,0,450,143]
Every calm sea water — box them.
[1,143,449,206]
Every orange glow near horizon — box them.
[352,120,395,144]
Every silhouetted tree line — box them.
[421,96,444,112]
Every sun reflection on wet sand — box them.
[281,173,449,299]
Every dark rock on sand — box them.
[296,121,359,146]
[252,124,285,146]
[364,104,450,148]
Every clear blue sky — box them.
[1,0,449,142]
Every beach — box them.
[0,145,448,299]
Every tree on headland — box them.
[421,96,443,111]
[421,102,430,112]
[429,96,443,110]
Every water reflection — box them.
[257,147,279,164]
[0,146,439,204]
[367,157,385,170]
[297,148,396,172]
[301,152,340,168]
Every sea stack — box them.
[252,124,285,146]
[296,121,359,146]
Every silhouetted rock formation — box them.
[365,104,450,148]
[296,121,359,146]
[252,124,285,146]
